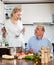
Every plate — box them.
[2,55,14,60]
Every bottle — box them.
[0,42,2,47]
[2,40,5,47]
[5,41,9,47]
[13,47,16,55]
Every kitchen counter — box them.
[0,57,54,65]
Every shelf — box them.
[33,22,54,25]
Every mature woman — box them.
[4,7,25,49]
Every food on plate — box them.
[25,55,34,60]
[15,53,20,57]
[15,52,34,59]
[2,54,14,59]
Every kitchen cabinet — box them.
[22,4,53,24]
[4,3,54,24]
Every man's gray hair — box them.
[42,26,45,32]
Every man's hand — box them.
[29,48,34,54]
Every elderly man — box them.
[26,25,53,55]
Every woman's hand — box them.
[1,27,6,38]
[22,27,25,34]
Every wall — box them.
[51,4,54,14]
[0,1,5,24]
[5,4,21,17]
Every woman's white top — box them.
[5,19,25,48]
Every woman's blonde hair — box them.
[11,7,21,17]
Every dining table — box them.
[0,56,54,65]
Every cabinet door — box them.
[21,4,52,24]
[0,1,5,24]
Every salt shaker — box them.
[44,49,48,63]
[41,46,45,63]
[47,46,50,61]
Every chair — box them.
[52,43,54,55]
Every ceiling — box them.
[2,0,54,3]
